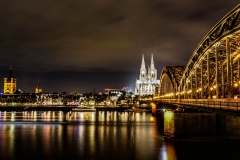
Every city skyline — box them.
[0,1,239,93]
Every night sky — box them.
[0,0,239,94]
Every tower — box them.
[148,54,157,80]
[139,54,147,80]
[4,66,17,94]
[35,81,42,94]
[135,54,159,95]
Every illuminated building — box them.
[35,81,42,94]
[3,66,17,94]
[135,54,159,95]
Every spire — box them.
[140,54,146,70]
[150,54,155,69]
[8,66,13,79]
[37,81,41,89]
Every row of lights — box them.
[234,81,240,87]
[160,89,193,98]
[160,81,240,98]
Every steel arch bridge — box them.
[156,4,240,100]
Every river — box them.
[0,110,239,160]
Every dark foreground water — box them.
[0,111,240,160]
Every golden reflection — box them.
[44,125,51,155]
[33,111,37,121]
[3,111,6,121]
[11,112,15,121]
[150,116,156,122]
[159,142,177,160]
[59,111,62,121]
[89,125,95,154]
[52,111,55,120]
[164,110,174,137]
[9,125,15,155]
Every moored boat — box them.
[72,106,96,112]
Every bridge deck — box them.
[154,99,240,116]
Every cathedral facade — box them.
[4,67,17,94]
[135,54,159,96]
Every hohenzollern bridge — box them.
[154,4,240,116]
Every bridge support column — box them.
[238,59,240,83]
[226,37,232,98]
[231,56,234,97]
[187,78,189,99]
[200,59,203,99]
[222,64,225,98]
[151,102,156,116]
[183,79,186,99]
[207,51,211,99]
[195,67,198,98]
[191,75,193,99]
[215,44,219,99]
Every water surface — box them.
[0,111,239,160]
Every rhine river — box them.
[0,110,240,160]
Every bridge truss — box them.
[157,4,240,100]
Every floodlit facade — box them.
[35,81,42,94]
[3,66,17,94]
[135,54,159,95]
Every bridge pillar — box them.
[231,55,234,97]
[180,83,183,99]
[186,78,189,99]
[226,37,232,98]
[163,111,240,138]
[191,75,193,99]
[215,44,219,99]
[207,51,211,99]
[151,102,156,116]
[238,59,240,85]
[238,59,240,83]
[222,64,225,98]
[201,59,203,99]
[184,79,186,99]
[195,67,198,99]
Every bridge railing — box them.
[155,99,240,112]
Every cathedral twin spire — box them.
[135,54,159,95]
[139,54,156,80]
[150,54,155,69]
[140,54,146,70]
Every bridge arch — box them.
[158,4,240,99]
[159,66,185,97]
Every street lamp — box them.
[209,87,213,99]
[234,82,239,98]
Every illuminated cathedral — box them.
[134,54,159,95]
[3,66,17,94]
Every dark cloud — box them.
[0,0,239,93]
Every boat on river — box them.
[72,106,96,112]
[125,107,145,113]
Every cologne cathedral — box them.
[135,54,159,96]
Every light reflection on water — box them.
[0,111,154,123]
[0,111,240,159]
